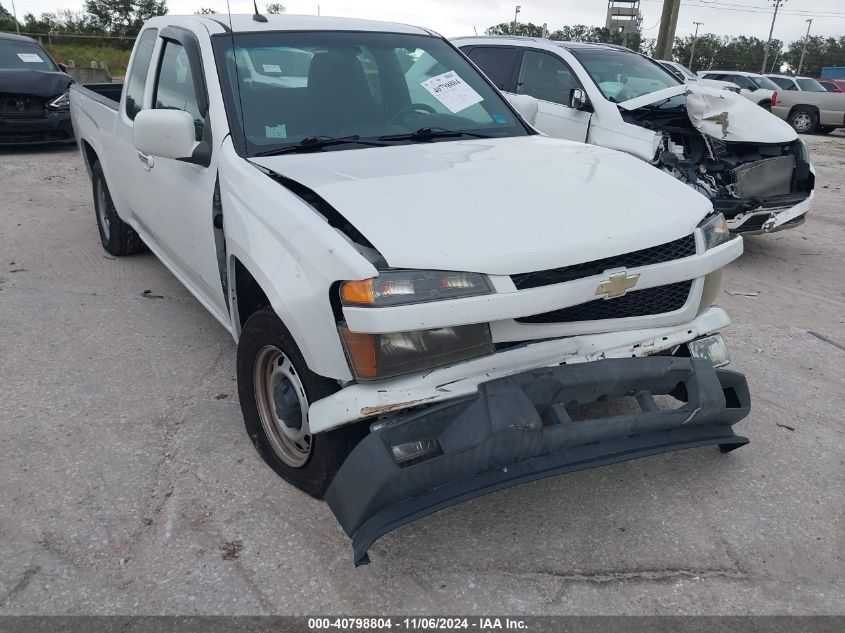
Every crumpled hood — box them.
[251,136,712,275]
[0,70,73,98]
[620,83,797,144]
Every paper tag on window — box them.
[262,64,282,73]
[265,124,287,139]
[17,53,44,63]
[420,71,483,113]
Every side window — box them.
[464,46,518,91]
[734,76,755,90]
[124,28,157,120]
[769,76,793,90]
[516,50,579,105]
[154,41,204,141]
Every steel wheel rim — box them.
[253,345,311,468]
[96,178,111,241]
[793,113,812,132]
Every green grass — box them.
[45,44,132,78]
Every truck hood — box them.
[251,136,711,275]
[620,83,797,144]
[0,70,73,98]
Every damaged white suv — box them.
[71,15,751,565]
[455,37,815,235]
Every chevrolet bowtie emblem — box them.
[595,272,640,299]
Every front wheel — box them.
[236,307,363,498]
[788,108,819,134]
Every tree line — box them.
[486,21,845,76]
[0,1,284,38]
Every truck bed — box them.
[71,83,122,110]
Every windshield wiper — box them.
[377,127,496,142]
[254,135,388,157]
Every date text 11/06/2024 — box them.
[308,617,529,630]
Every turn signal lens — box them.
[340,270,491,307]
[340,278,375,305]
[699,213,731,250]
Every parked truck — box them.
[765,73,845,134]
[70,14,750,565]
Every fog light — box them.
[688,334,730,368]
[391,439,442,467]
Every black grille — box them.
[511,234,697,290]
[516,280,693,324]
[0,94,46,119]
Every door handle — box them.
[137,151,154,171]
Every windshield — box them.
[749,75,780,91]
[213,31,528,156]
[797,77,826,92]
[0,39,59,71]
[569,48,681,103]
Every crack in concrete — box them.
[0,566,40,607]
[537,566,746,585]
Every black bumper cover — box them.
[0,111,74,145]
[325,357,751,565]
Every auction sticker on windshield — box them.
[17,53,45,63]
[421,71,483,113]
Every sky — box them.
[8,0,845,43]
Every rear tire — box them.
[788,108,819,134]
[236,307,364,498]
[91,161,144,256]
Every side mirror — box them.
[569,88,588,110]
[747,85,758,92]
[506,94,539,126]
[133,109,201,162]
[57,62,68,73]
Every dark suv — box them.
[0,32,75,145]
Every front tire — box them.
[788,108,819,134]
[236,307,363,498]
[91,161,144,256]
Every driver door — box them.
[511,49,592,142]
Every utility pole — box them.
[689,22,704,70]
[512,5,521,36]
[761,0,787,74]
[655,0,681,61]
[10,0,20,35]
[797,18,813,75]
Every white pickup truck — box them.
[70,14,750,565]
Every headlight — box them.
[699,213,731,249]
[48,90,70,110]
[338,323,494,381]
[340,270,492,307]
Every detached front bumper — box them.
[326,356,750,565]
[727,191,813,235]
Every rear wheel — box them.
[236,307,363,498]
[91,161,144,256]
[788,108,819,134]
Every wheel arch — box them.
[788,103,820,118]
[81,139,99,177]
[227,252,354,382]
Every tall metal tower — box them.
[606,1,643,40]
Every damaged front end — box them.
[325,356,750,565]
[623,86,814,235]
